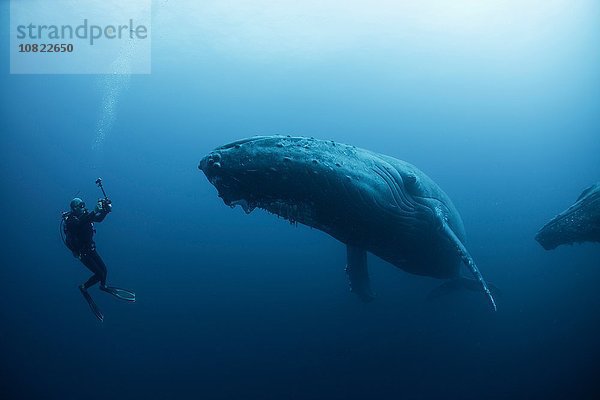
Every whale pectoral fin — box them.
[427,277,501,302]
[345,245,375,302]
[439,221,497,311]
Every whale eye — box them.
[405,174,417,186]
[404,174,421,194]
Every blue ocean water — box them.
[1,1,599,399]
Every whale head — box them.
[535,183,600,250]
[199,136,312,216]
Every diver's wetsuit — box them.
[64,208,110,289]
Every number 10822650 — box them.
[19,43,74,53]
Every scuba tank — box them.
[60,211,79,256]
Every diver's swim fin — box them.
[80,286,104,322]
[101,286,136,302]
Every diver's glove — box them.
[95,198,112,213]
[103,199,112,213]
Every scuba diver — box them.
[61,178,135,322]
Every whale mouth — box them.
[229,199,256,214]
[222,193,315,224]
[209,177,253,212]
[216,183,316,224]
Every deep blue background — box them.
[1,1,599,399]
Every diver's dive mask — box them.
[70,197,87,216]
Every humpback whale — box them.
[536,183,600,250]
[199,136,496,311]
